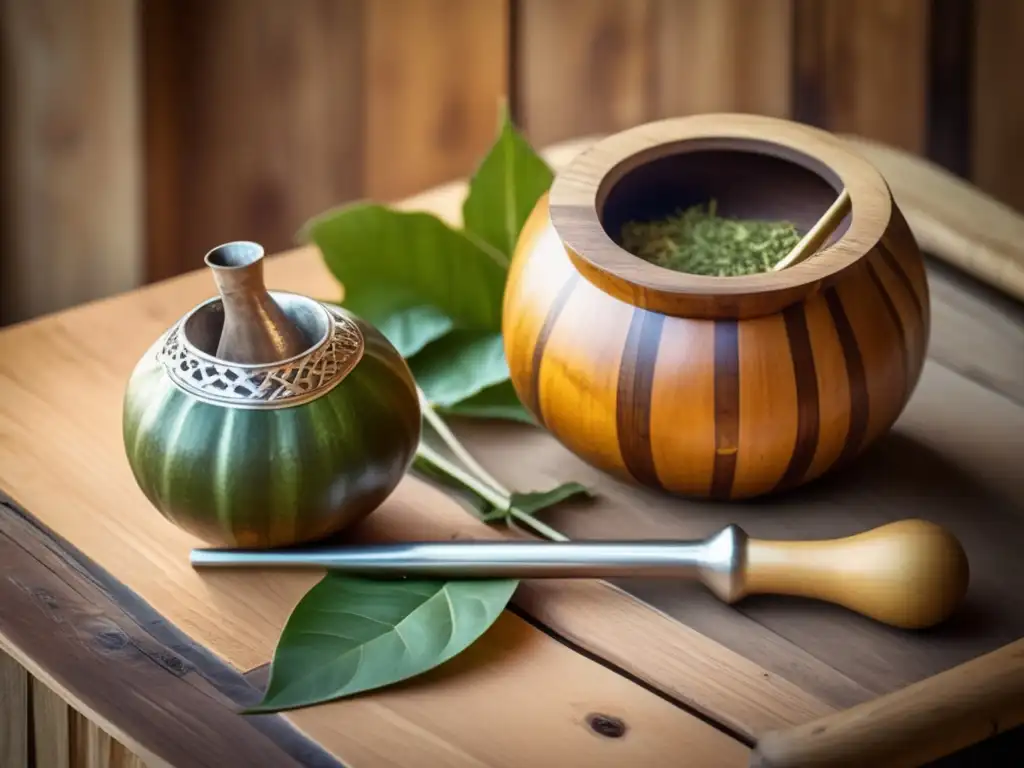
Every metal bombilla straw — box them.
[191,518,972,630]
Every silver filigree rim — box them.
[157,294,365,410]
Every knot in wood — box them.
[587,713,626,739]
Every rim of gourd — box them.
[548,113,893,320]
[179,291,334,370]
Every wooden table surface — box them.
[1,137,1023,768]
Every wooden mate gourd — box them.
[502,114,929,499]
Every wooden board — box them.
[972,0,1024,212]
[515,0,793,147]
[140,0,509,283]
[792,0,929,154]
[1,135,1023,767]
[364,0,509,202]
[141,0,367,280]
[0,0,142,325]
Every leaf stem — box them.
[413,441,568,543]
[418,387,510,495]
[415,442,508,512]
[507,508,568,542]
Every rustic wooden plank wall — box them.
[0,0,142,325]
[1,0,1022,326]
[0,649,146,768]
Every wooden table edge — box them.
[748,638,1024,767]
[0,489,345,768]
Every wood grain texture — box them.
[141,0,365,279]
[0,275,748,763]
[516,0,656,146]
[0,0,142,324]
[516,0,793,147]
[741,520,970,631]
[364,0,509,201]
[844,134,1024,305]
[71,716,146,768]
[972,0,1024,213]
[925,0,974,178]
[750,638,1024,768]
[0,495,345,768]
[33,680,71,768]
[654,0,792,118]
[473,138,1024,755]
[792,0,929,153]
[1,650,28,768]
[3,135,1024,766]
[510,116,928,499]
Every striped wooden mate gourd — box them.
[502,114,929,500]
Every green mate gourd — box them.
[122,242,421,548]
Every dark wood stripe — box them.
[527,273,579,426]
[790,0,827,127]
[866,259,911,403]
[507,0,522,123]
[824,288,870,468]
[616,309,665,487]
[710,320,740,499]
[774,303,820,491]
[877,240,925,322]
[0,492,344,768]
[926,0,975,178]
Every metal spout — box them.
[205,241,309,365]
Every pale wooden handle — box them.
[841,134,1024,304]
[741,519,969,630]
[750,638,1024,768]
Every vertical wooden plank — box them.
[654,0,793,119]
[0,0,141,325]
[364,0,510,201]
[0,650,28,768]
[142,0,365,279]
[140,0,186,284]
[33,678,71,768]
[792,0,930,153]
[71,711,145,768]
[516,0,656,147]
[926,0,975,178]
[973,0,1024,213]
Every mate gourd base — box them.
[503,114,929,499]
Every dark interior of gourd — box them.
[600,142,851,248]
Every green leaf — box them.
[306,202,509,337]
[463,104,555,258]
[437,380,535,424]
[341,291,453,358]
[510,483,593,515]
[249,575,518,713]
[410,331,509,407]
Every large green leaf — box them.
[410,331,509,407]
[463,106,554,258]
[305,203,508,337]
[438,380,535,424]
[342,292,453,359]
[249,575,518,713]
